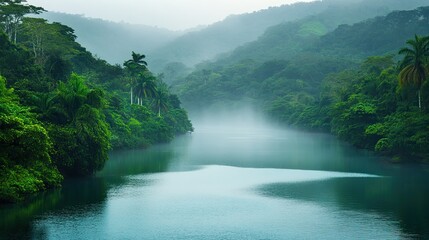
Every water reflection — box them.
[1,110,429,239]
[24,166,402,239]
[0,146,177,240]
[99,146,176,176]
[257,175,429,238]
[0,178,108,240]
[184,125,395,177]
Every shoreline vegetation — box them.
[0,1,192,203]
[174,7,429,164]
[1,1,429,204]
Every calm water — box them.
[1,111,429,239]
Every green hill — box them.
[152,0,428,71]
[174,6,429,108]
[173,6,429,162]
[39,12,181,64]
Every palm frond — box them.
[398,47,415,56]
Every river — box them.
[1,110,429,239]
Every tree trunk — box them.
[130,87,133,105]
[418,90,422,110]
[158,105,161,117]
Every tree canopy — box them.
[398,35,429,109]
[0,1,193,202]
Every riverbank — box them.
[1,120,429,239]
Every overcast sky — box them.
[26,0,315,30]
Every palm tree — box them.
[30,92,56,120]
[153,82,170,117]
[124,51,148,70]
[124,51,148,104]
[133,71,157,106]
[55,73,89,122]
[398,35,429,109]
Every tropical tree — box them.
[133,71,157,106]
[124,51,148,69]
[48,73,111,176]
[0,0,44,43]
[55,73,90,122]
[0,75,62,202]
[398,35,429,109]
[19,18,79,68]
[153,82,170,117]
[123,51,148,104]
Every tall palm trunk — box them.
[130,87,133,104]
[418,90,422,109]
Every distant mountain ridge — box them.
[148,1,327,70]
[150,0,429,71]
[40,12,182,65]
[201,0,429,68]
[172,5,429,110]
[39,1,329,71]
[317,6,429,57]
[39,0,429,71]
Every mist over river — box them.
[1,109,429,239]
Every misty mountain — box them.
[200,0,429,68]
[173,6,429,110]
[148,1,327,71]
[151,0,428,72]
[317,7,429,57]
[39,0,428,73]
[39,12,181,65]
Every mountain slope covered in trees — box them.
[0,1,192,203]
[175,7,429,107]
[173,6,429,162]
[39,12,181,65]
[39,0,428,74]
[151,0,428,72]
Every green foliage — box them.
[0,165,43,202]
[319,7,429,58]
[151,1,328,69]
[174,6,428,163]
[374,112,429,161]
[0,31,42,85]
[19,18,80,72]
[55,73,90,121]
[398,34,429,109]
[0,0,44,43]
[331,94,378,147]
[177,24,427,163]
[298,21,327,37]
[46,74,111,176]
[106,111,131,148]
[0,76,62,203]
[39,11,180,66]
[0,1,190,203]
[153,82,170,117]
[319,50,429,161]
[164,109,194,134]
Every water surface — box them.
[1,112,429,239]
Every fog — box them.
[176,106,387,176]
[27,0,315,31]
[191,106,276,134]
